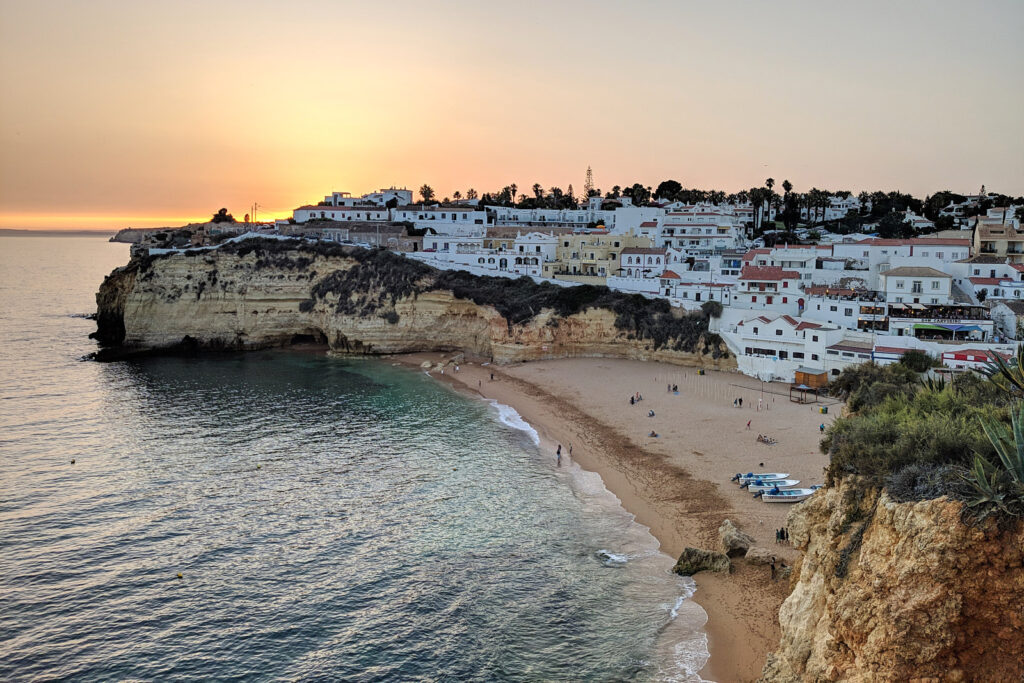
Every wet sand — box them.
[394,354,837,682]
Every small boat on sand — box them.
[732,472,789,484]
[757,487,820,503]
[745,479,800,492]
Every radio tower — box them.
[584,166,594,198]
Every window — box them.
[767,296,773,304]
[830,305,838,312]
[845,308,853,316]
[895,280,905,289]
[752,296,757,302]
[753,327,759,335]
[775,329,783,336]
[793,352,805,359]
[912,281,923,294]
[811,354,819,361]
[783,281,789,288]
[931,281,940,289]
[937,252,944,259]
[782,297,788,303]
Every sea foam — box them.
[485,399,540,446]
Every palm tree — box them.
[532,183,543,199]
[765,178,775,223]
[419,185,435,203]
[510,183,518,205]
[453,190,462,201]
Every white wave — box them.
[595,549,629,566]
[485,399,540,446]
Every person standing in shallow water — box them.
[556,445,562,467]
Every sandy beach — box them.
[395,353,838,682]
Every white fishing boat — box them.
[745,479,801,492]
[758,487,820,503]
[732,472,789,484]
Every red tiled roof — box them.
[639,221,658,227]
[795,321,822,330]
[742,249,771,262]
[621,247,666,255]
[873,346,909,355]
[942,349,1009,359]
[740,265,800,281]
[969,277,1008,285]
[661,270,681,279]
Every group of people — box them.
[628,392,644,405]
[775,527,790,544]
[756,434,777,445]
[555,444,572,466]
[666,383,678,393]
[732,397,744,408]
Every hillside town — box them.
[130,178,1024,382]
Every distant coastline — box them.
[0,228,118,237]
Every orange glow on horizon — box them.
[1,2,1021,229]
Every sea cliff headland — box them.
[91,237,1024,681]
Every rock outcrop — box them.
[673,547,731,576]
[719,518,756,558]
[760,479,1024,682]
[90,238,735,369]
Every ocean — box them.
[0,235,709,681]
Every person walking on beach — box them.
[746,419,752,430]
[819,423,825,434]
[490,372,494,381]
[770,556,777,581]
[738,397,742,408]
[556,445,562,467]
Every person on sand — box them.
[630,396,635,405]
[649,430,658,438]
[648,409,655,417]
[738,397,742,408]
[667,383,671,393]
[556,445,562,466]
[746,420,752,430]
[820,423,825,434]
[770,556,777,581]
[490,373,494,381]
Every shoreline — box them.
[392,352,833,682]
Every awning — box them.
[909,303,927,310]
[913,323,947,331]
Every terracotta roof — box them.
[802,286,862,297]
[942,349,1009,359]
[795,321,822,330]
[621,247,667,255]
[856,237,971,247]
[969,277,1008,285]
[639,221,658,227]
[873,346,909,354]
[740,265,800,281]
[881,266,951,278]
[742,249,772,262]
[661,270,681,279]
[827,340,875,352]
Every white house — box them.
[321,187,413,207]
[619,247,667,279]
[733,265,802,314]
[880,266,952,305]
[293,205,390,223]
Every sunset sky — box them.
[1,0,1022,229]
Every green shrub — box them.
[898,349,938,372]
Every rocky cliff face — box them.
[760,480,1024,682]
[92,239,734,369]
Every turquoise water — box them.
[0,236,708,681]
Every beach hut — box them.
[794,367,828,389]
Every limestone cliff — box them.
[92,238,734,368]
[760,480,1024,682]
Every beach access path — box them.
[396,354,837,682]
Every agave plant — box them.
[978,402,1024,486]
[982,345,1024,397]
[966,402,1024,517]
[920,375,946,392]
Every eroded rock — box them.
[673,547,731,576]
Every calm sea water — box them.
[0,235,709,681]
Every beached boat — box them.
[745,479,800,492]
[732,472,789,484]
[758,487,820,503]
